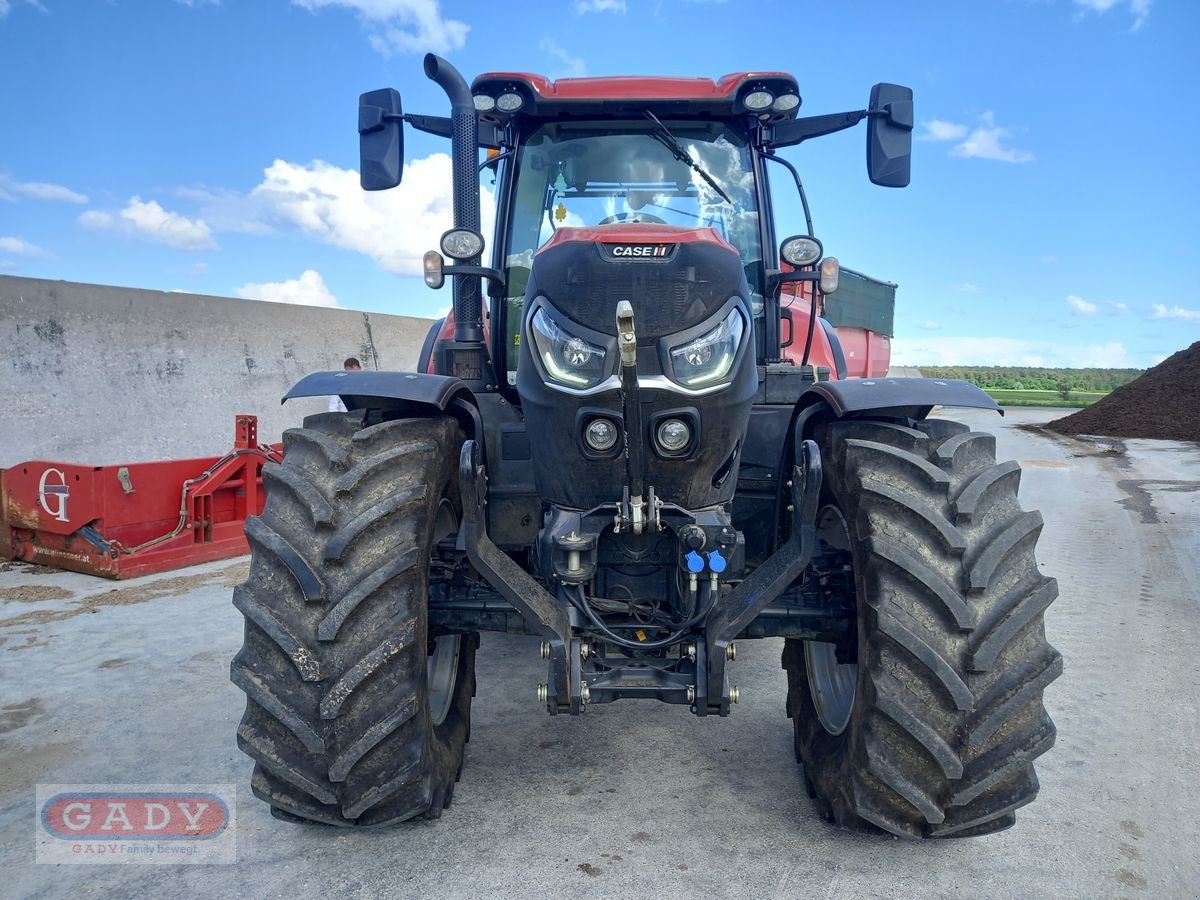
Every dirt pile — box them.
[1048,342,1200,442]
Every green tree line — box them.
[919,366,1143,393]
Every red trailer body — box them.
[0,415,280,579]
[779,271,894,378]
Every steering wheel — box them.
[597,212,668,226]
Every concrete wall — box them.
[0,275,434,467]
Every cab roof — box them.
[471,71,803,120]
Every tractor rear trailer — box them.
[230,57,1060,839]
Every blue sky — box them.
[1,0,1197,368]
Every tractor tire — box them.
[783,417,1061,838]
[230,411,476,827]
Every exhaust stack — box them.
[423,53,484,344]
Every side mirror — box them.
[359,88,404,191]
[867,83,913,188]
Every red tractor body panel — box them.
[538,223,736,254]
[475,72,795,101]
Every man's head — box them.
[343,357,362,371]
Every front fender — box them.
[284,371,475,413]
[798,376,1001,418]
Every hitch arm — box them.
[459,440,575,712]
[702,439,823,714]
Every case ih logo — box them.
[609,243,672,258]
[41,793,229,839]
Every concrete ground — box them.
[2,408,1198,898]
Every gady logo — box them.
[610,244,671,258]
[37,467,70,522]
[36,784,236,865]
[41,792,229,840]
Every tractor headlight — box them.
[780,235,823,267]
[743,90,774,111]
[530,307,609,389]
[440,227,485,260]
[772,93,800,113]
[668,308,745,387]
[496,92,524,113]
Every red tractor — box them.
[231,56,1060,839]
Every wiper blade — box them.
[643,110,733,205]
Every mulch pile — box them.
[1047,341,1200,443]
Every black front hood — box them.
[515,228,758,512]
[526,226,749,339]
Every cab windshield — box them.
[500,119,762,381]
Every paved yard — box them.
[2,409,1198,898]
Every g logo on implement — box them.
[38,468,70,522]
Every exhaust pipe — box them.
[424,53,484,344]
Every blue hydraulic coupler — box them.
[706,550,727,574]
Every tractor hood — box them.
[515,223,757,511]
[529,224,746,340]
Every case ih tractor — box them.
[231,55,1061,839]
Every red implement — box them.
[0,415,281,579]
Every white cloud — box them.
[1114,302,1128,312]
[957,282,980,293]
[1073,0,1151,30]
[922,111,1033,163]
[1151,303,1200,321]
[235,269,340,308]
[893,336,1136,368]
[77,210,114,230]
[122,198,215,250]
[1149,353,1168,365]
[920,321,941,331]
[0,173,88,204]
[540,37,587,78]
[0,236,46,255]
[0,261,16,271]
[1067,294,1097,314]
[240,155,495,276]
[78,197,215,250]
[292,0,468,55]
[918,120,969,142]
[576,0,625,11]
[0,0,47,19]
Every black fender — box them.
[797,376,1000,424]
[817,317,848,380]
[789,376,1000,459]
[417,317,445,374]
[283,370,481,445]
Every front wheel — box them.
[784,418,1062,838]
[230,412,477,826]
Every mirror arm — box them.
[403,113,505,149]
[865,106,914,130]
[763,109,868,148]
[762,152,814,238]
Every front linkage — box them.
[457,430,825,717]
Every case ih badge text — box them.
[35,785,236,865]
[609,243,671,258]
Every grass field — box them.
[983,388,1108,409]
